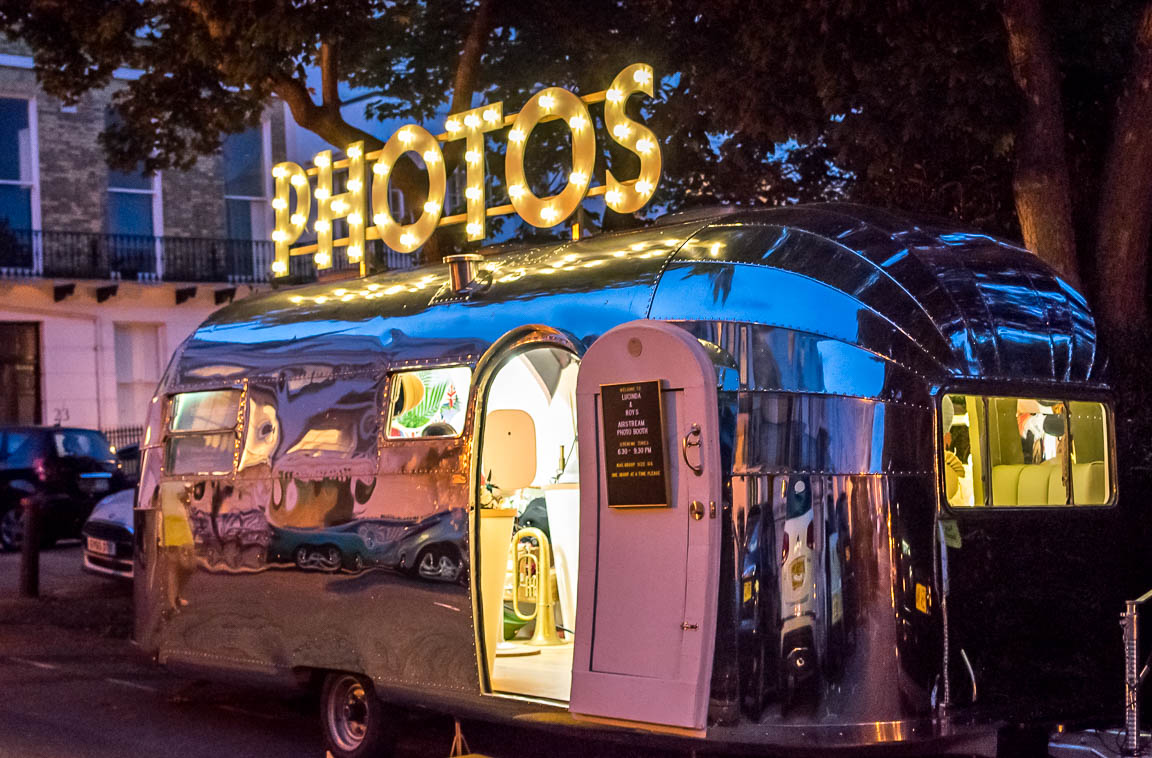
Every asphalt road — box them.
[0,545,685,758]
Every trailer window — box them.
[942,393,1112,507]
[387,367,471,439]
[165,389,240,475]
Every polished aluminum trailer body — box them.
[134,204,1113,754]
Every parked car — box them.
[81,487,136,579]
[0,426,128,551]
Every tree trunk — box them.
[1000,0,1082,289]
[1095,1,1152,336]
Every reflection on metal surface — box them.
[134,204,1112,753]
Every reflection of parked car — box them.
[81,488,136,579]
[778,475,817,710]
[267,510,468,582]
[0,426,127,551]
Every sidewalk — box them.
[0,543,133,656]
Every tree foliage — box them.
[0,0,1149,333]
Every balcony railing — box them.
[0,228,420,284]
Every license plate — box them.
[87,537,116,556]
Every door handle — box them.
[681,423,703,476]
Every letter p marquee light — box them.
[270,63,663,278]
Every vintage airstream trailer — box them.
[133,204,1119,757]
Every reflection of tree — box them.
[0,219,32,269]
[679,262,735,305]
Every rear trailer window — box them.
[165,389,241,475]
[941,394,1112,507]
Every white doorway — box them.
[474,345,581,702]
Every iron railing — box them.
[0,229,419,284]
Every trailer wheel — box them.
[320,672,396,758]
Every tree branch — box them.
[1095,0,1152,334]
[1000,0,1081,288]
[450,0,496,113]
[321,40,341,112]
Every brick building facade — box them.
[0,40,293,435]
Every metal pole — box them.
[18,495,40,599]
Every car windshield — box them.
[53,430,115,463]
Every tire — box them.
[415,544,462,582]
[0,508,23,552]
[320,672,396,758]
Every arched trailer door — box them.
[570,320,722,731]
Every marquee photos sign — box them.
[269,63,663,276]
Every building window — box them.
[223,125,270,241]
[105,110,161,277]
[0,98,35,232]
[223,124,270,279]
[114,323,161,427]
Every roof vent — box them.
[445,254,484,294]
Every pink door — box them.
[570,320,721,731]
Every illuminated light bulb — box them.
[633,68,652,85]
[606,88,623,103]
[539,93,555,110]
[348,145,362,159]
[465,186,481,200]
[398,129,413,144]
[333,289,347,296]
[315,255,331,269]
[540,206,559,223]
[509,128,525,142]
[508,184,525,199]
[272,261,289,275]
[423,200,440,214]
[291,174,307,187]
[367,283,381,290]
[463,113,481,129]
[373,163,389,176]
[348,245,362,258]
[348,212,363,225]
[465,150,481,164]
[314,154,330,168]
[273,165,288,179]
[605,189,623,205]
[347,179,362,192]
[331,199,348,213]
[289,295,303,304]
[385,285,404,295]
[569,115,587,130]
[483,108,500,123]
[400,232,416,247]
[315,187,330,200]
[569,171,587,185]
[290,213,305,226]
[635,179,654,195]
[445,119,461,133]
[315,219,331,232]
[422,149,440,164]
[612,123,631,140]
[373,213,389,226]
[271,197,287,210]
[466,222,483,236]
[341,294,355,302]
[271,230,288,242]
[636,138,654,154]
[315,294,329,303]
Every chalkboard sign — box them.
[601,380,670,508]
